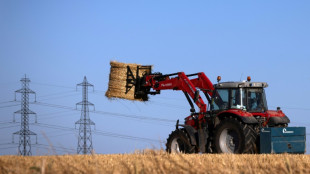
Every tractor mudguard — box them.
[239,116,258,124]
[178,124,197,146]
[268,115,290,126]
[217,111,258,124]
[217,114,258,124]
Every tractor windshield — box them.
[211,88,268,112]
[246,88,268,112]
[231,88,268,112]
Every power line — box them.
[37,132,75,139]
[93,130,158,143]
[30,105,172,127]
[37,90,76,99]
[31,123,74,132]
[0,143,76,154]
[38,93,78,102]
[33,143,75,152]
[37,111,77,121]
[0,143,15,146]
[31,146,75,154]
[0,146,18,150]
[0,121,18,125]
[93,110,175,123]
[39,109,76,117]
[33,102,75,110]
[148,101,188,110]
[36,129,75,137]
[33,102,175,123]
[30,122,158,143]
[0,104,20,109]
[268,105,310,111]
[0,125,19,130]
[32,81,110,95]
[0,101,15,105]
[31,82,75,89]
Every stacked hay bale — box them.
[105,61,151,101]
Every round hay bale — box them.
[106,60,148,101]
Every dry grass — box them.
[0,150,309,174]
[105,61,151,101]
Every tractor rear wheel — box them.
[166,129,195,153]
[213,117,257,154]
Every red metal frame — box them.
[190,72,214,97]
[145,72,211,122]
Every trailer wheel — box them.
[166,129,195,153]
[213,117,257,154]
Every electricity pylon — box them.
[13,75,37,156]
[76,76,95,154]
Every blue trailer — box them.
[260,127,306,154]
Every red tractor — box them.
[126,66,290,153]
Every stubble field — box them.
[0,151,309,174]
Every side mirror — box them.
[194,90,200,102]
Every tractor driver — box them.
[248,90,263,111]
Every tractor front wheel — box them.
[166,129,195,153]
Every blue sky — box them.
[0,1,309,155]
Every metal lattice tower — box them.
[75,76,95,154]
[12,75,37,156]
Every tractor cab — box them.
[210,79,289,127]
[211,81,268,113]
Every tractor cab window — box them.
[247,88,268,112]
[211,89,229,110]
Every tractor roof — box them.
[214,81,268,89]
